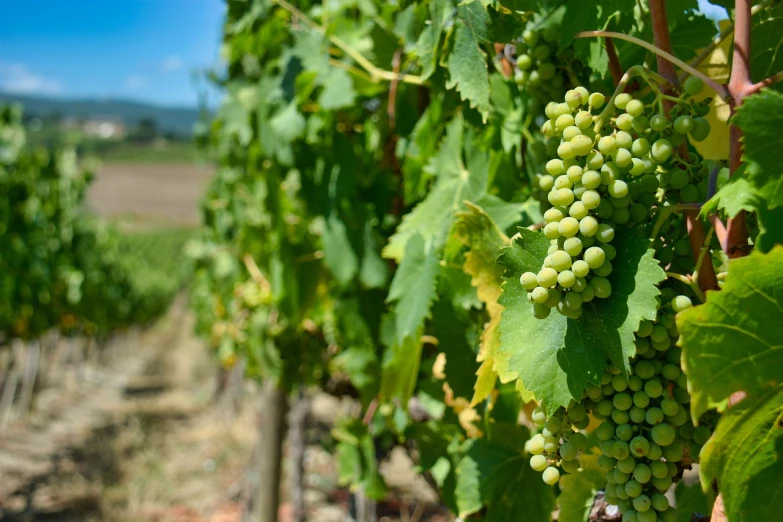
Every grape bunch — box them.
[512,26,566,100]
[521,78,712,320]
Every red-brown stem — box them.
[725,0,753,259]
[649,0,719,293]
[606,37,623,87]
[495,43,513,78]
[709,214,728,252]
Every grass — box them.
[96,141,200,165]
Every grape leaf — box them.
[557,450,607,522]
[416,0,452,81]
[675,481,713,522]
[380,323,424,405]
[750,3,783,87]
[384,114,488,261]
[498,229,663,413]
[733,89,783,208]
[455,427,555,520]
[446,1,492,121]
[700,165,761,218]
[322,215,359,286]
[387,233,440,345]
[678,246,783,419]
[757,205,783,254]
[699,385,783,522]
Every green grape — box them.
[636,320,653,337]
[592,277,612,298]
[629,436,649,457]
[569,201,589,220]
[596,199,614,219]
[589,92,605,108]
[670,131,686,147]
[637,510,657,522]
[539,62,556,80]
[559,440,578,460]
[563,125,582,141]
[562,238,582,257]
[533,44,551,61]
[581,190,601,210]
[533,303,551,318]
[651,493,669,513]
[632,391,650,408]
[555,175,573,190]
[632,114,650,133]
[633,495,651,513]
[666,462,679,478]
[649,460,668,479]
[647,443,663,461]
[542,466,560,485]
[680,183,698,202]
[565,89,583,108]
[616,423,634,441]
[543,438,559,453]
[650,325,668,343]
[613,148,633,168]
[571,259,590,278]
[629,158,645,176]
[609,180,629,198]
[661,441,683,462]
[596,224,615,243]
[556,114,576,131]
[634,360,655,379]
[553,188,575,206]
[622,510,639,522]
[651,139,673,163]
[611,374,628,392]
[629,203,648,222]
[616,114,634,131]
[640,174,659,193]
[545,289,562,308]
[615,93,633,110]
[598,136,618,155]
[532,286,550,303]
[558,270,577,288]
[613,392,632,411]
[581,170,602,189]
[520,272,538,291]
[584,246,606,269]
[598,454,617,472]
[650,114,669,131]
[684,76,704,96]
[545,102,559,119]
[669,169,689,189]
[522,29,539,46]
[628,375,643,392]
[661,364,681,380]
[645,408,664,425]
[679,422,695,440]
[597,420,616,440]
[571,134,593,156]
[633,463,651,484]
[586,151,605,169]
[561,458,580,473]
[530,454,549,471]
[537,267,559,288]
[567,165,584,181]
[546,159,565,175]
[673,114,694,134]
[651,423,676,446]
[551,250,573,271]
[612,440,631,460]
[544,207,564,223]
[693,426,711,445]
[612,409,630,425]
[629,406,646,424]
[673,386,690,404]
[575,111,593,129]
[690,117,710,141]
[544,222,560,239]
[631,138,651,157]
[616,131,633,149]
[625,99,645,117]
[573,184,587,199]
[625,479,643,498]
[558,142,577,160]
[539,175,555,191]
[651,337,671,352]
[603,244,617,261]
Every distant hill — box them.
[0,92,205,136]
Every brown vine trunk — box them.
[289,387,309,522]
[246,380,289,522]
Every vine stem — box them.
[576,30,729,100]
[272,0,425,85]
[665,272,706,303]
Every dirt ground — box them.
[87,163,215,227]
[0,163,445,522]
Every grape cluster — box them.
[521,79,711,320]
[512,26,566,100]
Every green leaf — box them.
[446,1,492,120]
[416,0,452,80]
[384,114,488,261]
[455,430,556,520]
[757,204,783,254]
[733,89,783,208]
[557,450,607,522]
[269,101,306,142]
[380,330,424,405]
[498,229,664,413]
[322,215,359,286]
[700,166,761,218]
[678,246,783,419]
[750,4,783,87]
[359,223,388,289]
[387,233,440,345]
[675,481,713,522]
[700,385,783,522]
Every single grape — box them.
[693,425,711,445]
[550,250,573,271]
[598,454,617,472]
[612,440,631,460]
[571,134,594,156]
[651,493,670,513]
[596,420,616,439]
[544,207,564,223]
[633,463,651,484]
[632,391,650,408]
[612,409,630,425]
[582,170,602,189]
[625,99,645,117]
[575,110,593,129]
[650,114,669,131]
[596,224,615,243]
[559,440,578,460]
[533,44,551,61]
[531,286,550,303]
[651,139,673,163]
[558,217,580,238]
[586,151,604,169]
[662,364,681,381]
[634,360,655,379]
[651,423,676,446]
[630,436,649,457]
[558,142,576,160]
[645,408,664,426]
[615,93,633,110]
[684,76,704,96]
[555,175,573,190]
[633,495,651,513]
[537,268,559,288]
[533,303,551,318]
[690,117,710,141]
[589,92,605,108]
[637,510,657,522]
[625,479,643,497]
[613,148,633,168]
[661,441,683,462]
[669,169,690,190]
[616,114,634,131]
[629,406,646,424]
[558,270,577,288]
[613,392,633,411]
[609,179,629,198]
[542,466,560,485]
[569,202,589,220]
[530,454,548,471]
[598,136,618,155]
[592,277,612,298]
[546,159,564,175]
[584,246,606,269]
[673,115,694,135]
[544,222,560,239]
[631,138,651,157]
[561,458,580,473]
[520,272,538,291]
[581,190,601,210]
[616,131,633,149]
[649,460,668,479]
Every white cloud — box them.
[124,75,147,90]
[160,56,183,72]
[0,62,63,95]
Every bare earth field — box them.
[88,163,215,227]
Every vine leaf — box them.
[454,425,555,520]
[384,114,488,261]
[678,246,783,419]
[322,215,359,286]
[675,481,713,522]
[446,1,491,121]
[557,450,607,522]
[700,166,761,218]
[699,385,783,522]
[498,229,663,413]
[416,0,452,81]
[733,89,783,209]
[387,233,440,345]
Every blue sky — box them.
[0,0,224,107]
